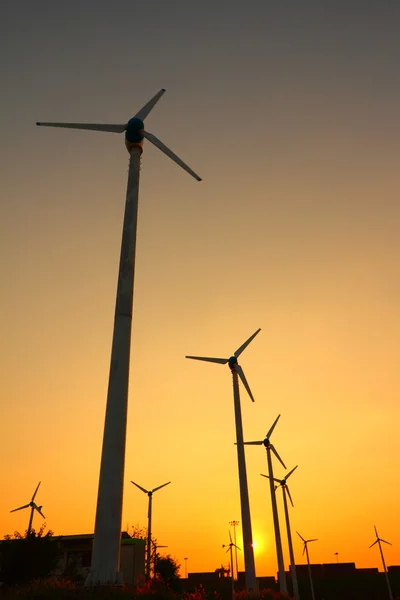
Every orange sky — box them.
[1,1,399,578]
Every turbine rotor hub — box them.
[263,438,270,448]
[125,117,144,153]
[228,356,237,369]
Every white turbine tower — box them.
[244,415,287,594]
[369,526,394,600]
[297,531,318,600]
[186,329,261,592]
[131,480,171,579]
[262,466,300,600]
[10,482,45,536]
[222,532,241,600]
[37,89,200,585]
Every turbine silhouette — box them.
[10,482,45,536]
[186,329,261,591]
[37,89,200,585]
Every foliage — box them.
[0,526,61,585]
[154,554,181,591]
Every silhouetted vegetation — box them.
[0,526,60,585]
[154,554,181,591]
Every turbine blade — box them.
[270,444,286,469]
[286,485,294,507]
[134,89,166,121]
[131,481,149,495]
[36,507,46,519]
[308,539,318,543]
[141,130,201,181]
[31,481,41,502]
[260,473,269,479]
[234,544,241,551]
[152,481,171,493]
[234,329,261,358]
[302,545,306,556]
[243,441,263,445]
[10,504,30,513]
[186,355,228,364]
[266,415,281,439]
[229,531,232,544]
[369,540,378,548]
[297,531,306,542]
[374,526,379,538]
[285,465,298,481]
[381,539,392,545]
[225,547,230,554]
[236,365,255,402]
[36,122,126,133]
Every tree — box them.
[0,526,61,584]
[154,554,181,590]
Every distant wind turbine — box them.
[131,480,171,579]
[10,482,45,536]
[153,544,168,577]
[245,415,287,594]
[223,532,241,600]
[369,526,394,600]
[297,531,318,600]
[186,329,261,592]
[37,89,200,585]
[262,465,300,600]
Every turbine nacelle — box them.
[228,356,238,369]
[125,117,145,150]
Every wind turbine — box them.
[244,415,287,594]
[131,480,171,579]
[10,482,45,536]
[297,531,318,600]
[37,89,200,585]
[262,466,300,600]
[153,544,168,578]
[186,329,261,592]
[223,532,241,600]
[229,520,240,580]
[369,526,394,600]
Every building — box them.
[55,532,145,584]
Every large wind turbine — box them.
[222,532,241,600]
[131,480,171,579]
[10,482,45,536]
[186,329,261,592]
[244,415,287,594]
[262,466,300,600]
[297,531,318,600]
[37,89,200,585]
[369,526,394,600]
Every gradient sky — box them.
[1,0,399,578]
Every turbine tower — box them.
[369,526,394,600]
[131,480,171,579]
[37,89,200,585]
[186,329,261,592]
[297,531,318,600]
[262,466,300,600]
[10,482,45,536]
[223,532,241,600]
[244,415,287,594]
[229,520,240,580]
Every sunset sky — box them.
[1,0,399,578]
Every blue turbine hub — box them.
[125,117,144,144]
[228,356,237,369]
